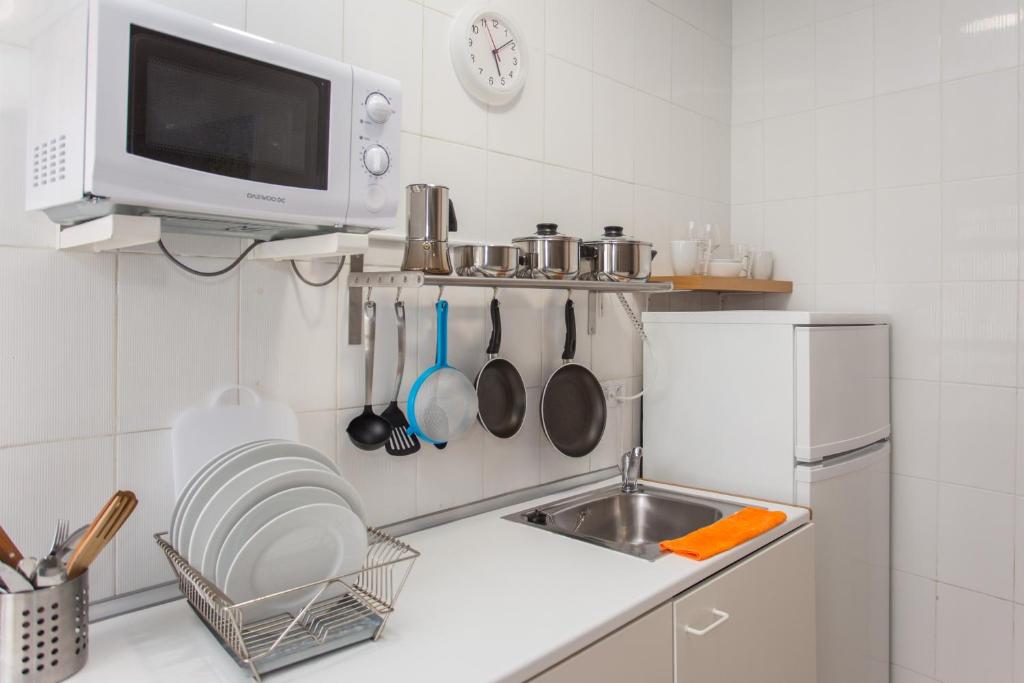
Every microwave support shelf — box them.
[345,265,673,344]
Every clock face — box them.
[450,8,528,106]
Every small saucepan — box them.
[475,296,527,438]
[540,298,607,457]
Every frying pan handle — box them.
[487,298,502,355]
[435,300,449,366]
[562,299,576,361]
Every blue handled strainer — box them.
[407,300,479,445]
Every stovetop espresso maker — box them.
[401,184,458,274]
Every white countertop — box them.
[79,478,810,683]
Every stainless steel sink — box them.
[504,484,745,561]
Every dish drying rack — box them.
[155,528,419,681]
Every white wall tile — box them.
[117,253,238,432]
[248,0,344,60]
[482,387,542,496]
[593,76,635,182]
[942,175,1019,281]
[763,0,813,36]
[875,184,942,283]
[421,137,488,243]
[593,0,636,85]
[936,582,1014,682]
[875,0,941,94]
[939,383,1017,493]
[154,0,245,25]
[815,191,874,283]
[763,198,816,282]
[489,289,545,389]
[670,106,704,196]
[416,421,484,513]
[486,0,546,161]
[422,9,487,147]
[0,249,115,446]
[672,18,705,112]
[730,202,765,245]
[815,0,871,22]
[486,152,545,245]
[635,2,674,99]
[0,438,116,600]
[941,281,1018,387]
[731,122,764,204]
[337,406,417,526]
[702,0,732,44]
[892,665,938,683]
[941,0,1019,81]
[635,185,675,277]
[892,476,938,577]
[876,86,942,189]
[816,100,874,195]
[0,45,56,248]
[814,283,875,311]
[876,284,942,382]
[815,8,874,107]
[239,261,338,413]
[116,430,174,593]
[938,483,1015,598]
[732,41,764,123]
[652,0,702,26]
[764,111,815,199]
[942,69,1019,182]
[892,570,937,675]
[592,176,635,231]
[892,379,941,479]
[732,0,764,45]
[635,92,673,190]
[295,410,338,463]
[702,117,732,204]
[415,285,488,380]
[545,0,594,68]
[545,56,593,171]
[543,165,593,234]
[1016,497,1024,602]
[763,27,814,116]
[1016,603,1024,681]
[702,34,732,122]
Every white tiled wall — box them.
[0,0,731,598]
[730,0,1023,679]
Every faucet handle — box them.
[620,447,642,492]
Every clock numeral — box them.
[508,70,514,78]
[504,28,509,36]
[472,24,479,34]
[510,42,517,51]
[467,37,473,47]
[478,67,484,74]
[470,53,476,62]
[489,76,494,85]
[500,77,506,86]
[513,57,518,66]
[492,18,499,28]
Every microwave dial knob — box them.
[365,92,393,124]
[363,145,390,176]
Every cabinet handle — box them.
[684,609,730,636]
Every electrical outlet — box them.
[602,381,625,401]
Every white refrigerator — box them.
[642,311,891,683]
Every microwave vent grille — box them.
[31,135,67,188]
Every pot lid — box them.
[512,223,581,243]
[582,225,652,247]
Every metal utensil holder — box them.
[155,529,418,681]
[0,571,89,683]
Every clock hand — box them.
[484,19,501,62]
[493,50,502,78]
[494,38,514,53]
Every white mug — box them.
[751,250,774,279]
[671,240,704,275]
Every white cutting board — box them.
[171,385,299,497]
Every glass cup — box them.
[750,250,774,279]
[671,240,704,275]
[730,243,753,277]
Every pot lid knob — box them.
[536,223,558,235]
[603,226,624,237]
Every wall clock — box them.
[449,5,528,106]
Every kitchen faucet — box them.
[620,447,642,493]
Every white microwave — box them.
[25,0,401,239]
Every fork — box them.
[32,519,69,586]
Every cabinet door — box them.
[530,604,673,683]
[674,525,816,683]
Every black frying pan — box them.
[540,299,607,457]
[476,298,528,439]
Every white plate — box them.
[213,486,346,586]
[175,442,339,556]
[187,459,334,567]
[197,468,358,582]
[223,502,368,623]
[170,439,278,548]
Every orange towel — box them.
[659,507,787,561]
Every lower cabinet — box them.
[530,524,815,683]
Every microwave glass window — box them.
[127,26,330,190]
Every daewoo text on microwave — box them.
[26,0,401,239]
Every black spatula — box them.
[383,301,420,456]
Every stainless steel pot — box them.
[580,226,656,282]
[450,244,522,278]
[511,224,581,280]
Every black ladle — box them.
[347,301,391,450]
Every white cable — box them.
[612,292,658,402]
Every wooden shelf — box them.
[649,275,793,294]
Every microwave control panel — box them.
[348,67,402,230]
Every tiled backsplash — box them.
[0,0,731,599]
[729,0,1024,680]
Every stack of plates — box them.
[169,440,368,621]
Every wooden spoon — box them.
[66,490,138,580]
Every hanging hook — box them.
[565,288,572,304]
[491,286,499,302]
[436,285,445,303]
[395,286,402,303]
[365,286,373,302]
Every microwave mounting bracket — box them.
[55,214,162,252]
